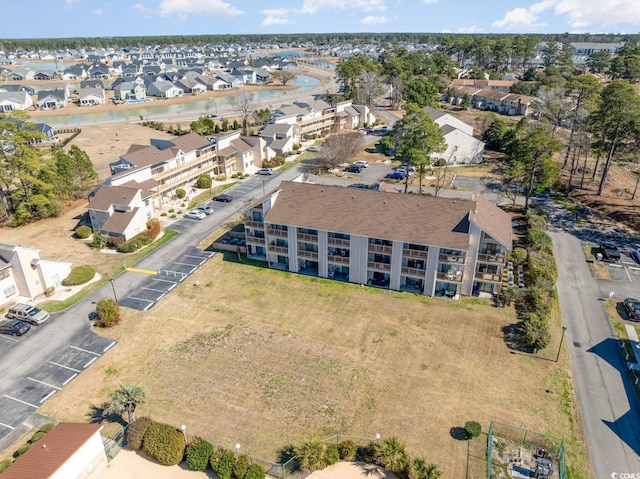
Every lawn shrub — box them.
[126,416,153,450]
[75,225,92,239]
[92,231,109,249]
[294,438,326,471]
[522,312,551,350]
[0,459,12,473]
[168,208,175,213]
[38,423,55,433]
[186,437,214,471]
[30,431,46,443]
[215,451,236,479]
[338,439,357,460]
[508,247,527,265]
[325,444,340,466]
[233,454,250,479]
[196,174,212,189]
[108,235,125,249]
[142,421,185,465]
[176,188,186,199]
[209,447,226,470]
[62,265,95,286]
[95,298,121,328]
[15,443,31,457]
[245,463,266,479]
[464,421,482,439]
[117,220,160,253]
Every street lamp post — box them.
[181,424,187,443]
[110,279,118,304]
[556,326,567,363]
[375,433,381,441]
[235,443,241,457]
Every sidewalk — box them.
[99,449,215,479]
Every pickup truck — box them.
[600,242,621,262]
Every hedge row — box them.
[142,421,185,465]
[62,265,95,286]
[2,422,57,473]
[117,219,161,253]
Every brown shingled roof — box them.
[1,423,102,479]
[264,182,474,250]
[88,185,140,211]
[166,132,211,152]
[470,194,513,248]
[121,144,174,168]
[102,207,140,235]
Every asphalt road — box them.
[539,197,640,478]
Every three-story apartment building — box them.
[244,182,512,298]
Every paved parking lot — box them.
[120,249,215,311]
[0,331,115,439]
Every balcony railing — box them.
[436,271,463,283]
[475,272,502,282]
[368,244,392,254]
[368,261,391,272]
[245,236,265,245]
[402,267,425,277]
[268,245,289,254]
[297,232,318,242]
[245,220,264,228]
[328,255,350,264]
[267,227,288,238]
[477,253,506,264]
[439,254,466,264]
[328,237,350,246]
[298,250,318,259]
[403,248,428,259]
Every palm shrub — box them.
[338,439,357,460]
[233,454,250,479]
[142,421,185,465]
[75,225,92,239]
[126,416,153,450]
[294,438,326,471]
[209,447,226,470]
[216,451,236,479]
[464,421,482,439]
[410,457,442,479]
[186,437,214,471]
[62,265,95,286]
[245,463,266,479]
[374,437,409,475]
[103,383,146,423]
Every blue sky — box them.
[4,0,640,39]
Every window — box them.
[4,285,17,298]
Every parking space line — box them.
[0,336,18,343]
[84,357,98,368]
[626,267,632,282]
[128,296,155,304]
[142,302,154,311]
[28,377,61,390]
[4,395,38,409]
[40,390,57,404]
[141,287,168,294]
[49,361,81,373]
[173,261,199,267]
[70,345,101,356]
[63,373,77,385]
[0,421,15,430]
[103,341,116,353]
[610,263,623,268]
[184,254,207,260]
[152,278,179,284]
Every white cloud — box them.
[300,0,386,14]
[361,15,390,25]
[554,0,640,28]
[92,8,103,15]
[158,0,244,18]
[133,3,153,18]
[262,9,292,26]
[491,0,555,30]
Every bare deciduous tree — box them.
[318,131,364,169]
[271,70,296,85]
[355,70,384,110]
[389,75,404,110]
[229,91,257,135]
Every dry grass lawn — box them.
[41,254,586,478]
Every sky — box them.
[4,0,640,39]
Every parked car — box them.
[185,210,206,220]
[208,114,218,118]
[0,319,30,336]
[196,205,214,215]
[307,146,320,152]
[212,193,233,203]
[624,298,640,320]
[633,248,640,264]
[600,242,621,262]
[257,168,273,175]
[385,171,406,180]
[5,303,50,325]
[381,125,389,132]
[345,164,363,173]
[354,160,369,168]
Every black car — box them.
[345,164,363,173]
[213,194,233,203]
[624,298,640,321]
[0,320,30,336]
[600,242,621,262]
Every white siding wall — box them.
[51,431,108,479]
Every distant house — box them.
[424,107,484,165]
[0,90,33,112]
[174,78,207,94]
[61,66,87,80]
[80,79,104,89]
[0,242,72,305]
[33,71,55,81]
[37,89,68,109]
[78,87,106,106]
[0,423,107,479]
[113,82,146,101]
[6,69,34,81]
[146,80,184,98]
[259,123,298,157]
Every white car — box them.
[307,146,320,152]
[354,161,369,168]
[185,210,206,220]
[257,168,273,175]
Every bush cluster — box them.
[117,219,161,253]
[75,225,92,239]
[8,422,56,467]
[126,416,153,450]
[338,439,357,460]
[520,213,558,351]
[95,298,121,328]
[186,437,214,471]
[262,156,285,168]
[196,174,212,189]
[142,421,185,465]
[62,265,95,286]
[176,188,186,199]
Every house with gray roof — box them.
[36,88,68,109]
[146,80,184,98]
[78,87,106,106]
[0,90,33,113]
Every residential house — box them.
[259,123,298,157]
[214,71,243,88]
[272,98,335,137]
[36,88,68,109]
[174,78,207,94]
[0,243,72,304]
[80,79,105,89]
[243,182,511,298]
[208,130,265,175]
[0,423,107,479]
[423,107,484,165]
[425,106,474,136]
[6,69,34,81]
[33,71,55,81]
[448,87,536,116]
[112,82,146,101]
[0,90,33,112]
[146,80,184,98]
[449,79,515,93]
[61,66,87,80]
[195,75,230,90]
[78,87,106,106]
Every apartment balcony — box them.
[475,272,502,282]
[268,245,289,254]
[401,267,426,277]
[297,232,318,242]
[402,248,428,259]
[267,227,288,238]
[367,261,391,272]
[436,271,463,283]
[328,255,350,265]
[298,250,318,259]
[245,220,264,229]
[154,152,217,181]
[245,235,265,246]
[477,253,506,264]
[328,237,350,247]
[368,244,392,254]
[439,254,466,264]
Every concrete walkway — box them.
[99,449,214,479]
[307,462,399,479]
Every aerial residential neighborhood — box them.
[1,6,640,478]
